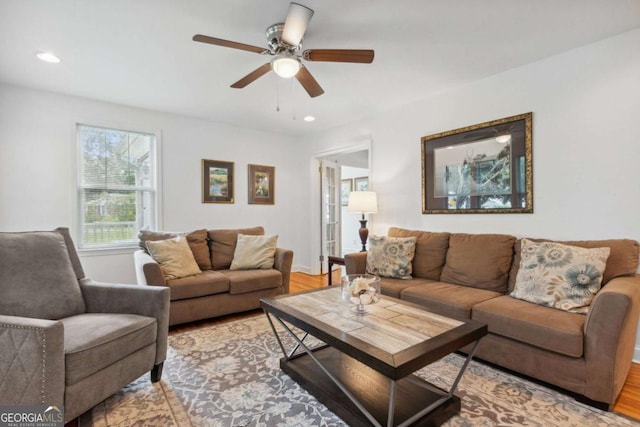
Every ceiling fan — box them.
[193,2,374,98]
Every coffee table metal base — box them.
[281,346,460,427]
[266,312,478,427]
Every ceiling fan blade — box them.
[282,3,314,46]
[295,66,324,98]
[303,49,374,63]
[230,63,272,88]
[193,34,268,54]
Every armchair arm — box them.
[134,249,166,286]
[0,315,64,406]
[274,248,294,294]
[584,274,640,404]
[345,252,367,275]
[79,279,170,365]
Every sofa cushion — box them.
[377,277,437,299]
[146,236,202,280]
[401,282,502,320]
[166,270,230,301]
[230,234,278,270]
[440,233,515,292]
[510,239,610,314]
[185,229,212,270]
[62,313,157,385]
[208,227,265,270]
[365,235,416,279]
[139,229,212,270]
[472,295,585,358]
[508,237,640,293]
[0,230,86,320]
[388,228,450,280]
[220,269,282,295]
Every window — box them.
[77,124,157,249]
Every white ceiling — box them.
[1,1,639,137]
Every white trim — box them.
[309,138,372,276]
[634,344,640,364]
[72,120,163,250]
[78,246,138,257]
[292,264,311,274]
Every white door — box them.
[320,160,341,273]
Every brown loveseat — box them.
[134,226,293,326]
[345,227,640,408]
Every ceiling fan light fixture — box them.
[271,54,301,78]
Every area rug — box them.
[82,315,639,426]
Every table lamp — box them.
[347,191,377,251]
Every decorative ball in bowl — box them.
[341,274,381,314]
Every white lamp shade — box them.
[348,191,377,214]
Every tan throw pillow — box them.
[138,229,212,270]
[209,227,265,270]
[510,239,610,314]
[146,236,202,280]
[388,227,450,280]
[365,235,417,279]
[230,234,278,270]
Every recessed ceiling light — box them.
[303,115,315,122]
[36,52,61,63]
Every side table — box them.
[327,256,345,286]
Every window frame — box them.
[75,123,160,251]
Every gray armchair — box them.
[0,228,170,423]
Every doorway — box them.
[311,145,370,276]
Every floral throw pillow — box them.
[510,239,610,314]
[365,235,417,280]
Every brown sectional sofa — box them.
[345,227,640,408]
[134,226,293,326]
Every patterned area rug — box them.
[82,315,638,426]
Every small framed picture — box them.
[202,159,234,203]
[354,176,369,191]
[248,164,275,205]
[341,179,353,206]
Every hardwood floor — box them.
[170,270,640,421]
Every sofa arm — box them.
[584,274,640,404]
[274,248,294,294]
[134,249,166,286]
[345,252,367,274]
[0,315,64,406]
[80,279,170,365]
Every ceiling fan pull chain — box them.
[276,75,280,112]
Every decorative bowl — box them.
[341,274,381,314]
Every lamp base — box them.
[358,217,368,251]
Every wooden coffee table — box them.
[261,287,487,427]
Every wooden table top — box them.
[262,287,487,379]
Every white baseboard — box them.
[634,345,640,364]
[292,264,311,274]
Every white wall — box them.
[302,28,640,361]
[0,84,308,283]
